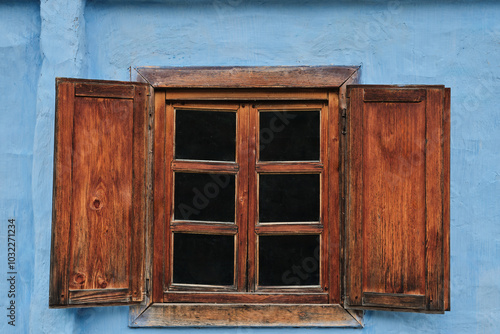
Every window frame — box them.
[130,66,364,327]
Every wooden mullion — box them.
[256,162,323,173]
[237,104,250,292]
[247,104,258,292]
[172,161,238,173]
[255,224,323,234]
[170,222,237,234]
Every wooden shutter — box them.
[345,85,450,313]
[50,78,149,308]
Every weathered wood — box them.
[75,82,135,99]
[255,162,323,172]
[425,88,445,311]
[50,81,74,307]
[345,85,450,313]
[236,104,250,292]
[136,66,360,88]
[50,79,148,308]
[160,100,174,297]
[443,88,451,311]
[164,292,328,303]
[362,95,426,296]
[130,303,363,327]
[254,224,323,234]
[152,91,167,302]
[327,92,341,304]
[69,288,132,305]
[172,161,238,173]
[165,88,328,100]
[345,87,364,307]
[170,222,238,233]
[363,88,426,102]
[131,84,148,301]
[362,292,425,309]
[247,102,258,293]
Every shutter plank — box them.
[50,78,149,308]
[50,81,74,307]
[425,88,445,311]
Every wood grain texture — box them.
[130,303,362,327]
[255,162,323,172]
[345,87,364,307]
[362,292,425,309]
[164,292,328,303]
[50,79,148,308]
[172,161,238,173]
[165,89,328,101]
[50,81,74,307]
[236,104,250,292]
[68,288,131,305]
[152,92,167,302]
[425,88,445,311]
[136,66,359,88]
[363,88,426,102]
[68,95,133,292]
[362,96,426,296]
[345,86,450,313]
[75,82,135,99]
[327,92,341,304]
[443,88,451,311]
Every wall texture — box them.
[0,0,499,333]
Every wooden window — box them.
[50,67,450,327]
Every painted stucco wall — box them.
[0,0,499,333]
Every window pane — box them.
[259,174,320,222]
[175,109,236,161]
[259,110,320,161]
[173,233,234,286]
[174,173,235,222]
[259,235,320,286]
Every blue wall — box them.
[0,0,499,333]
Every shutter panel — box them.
[50,78,149,308]
[345,85,450,313]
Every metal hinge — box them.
[341,108,347,135]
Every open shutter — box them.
[50,78,149,308]
[345,85,450,313]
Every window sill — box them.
[129,303,363,327]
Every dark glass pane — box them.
[174,173,235,222]
[173,233,234,285]
[259,110,320,161]
[175,109,236,161]
[259,235,320,286]
[259,174,320,222]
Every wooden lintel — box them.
[135,66,360,89]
